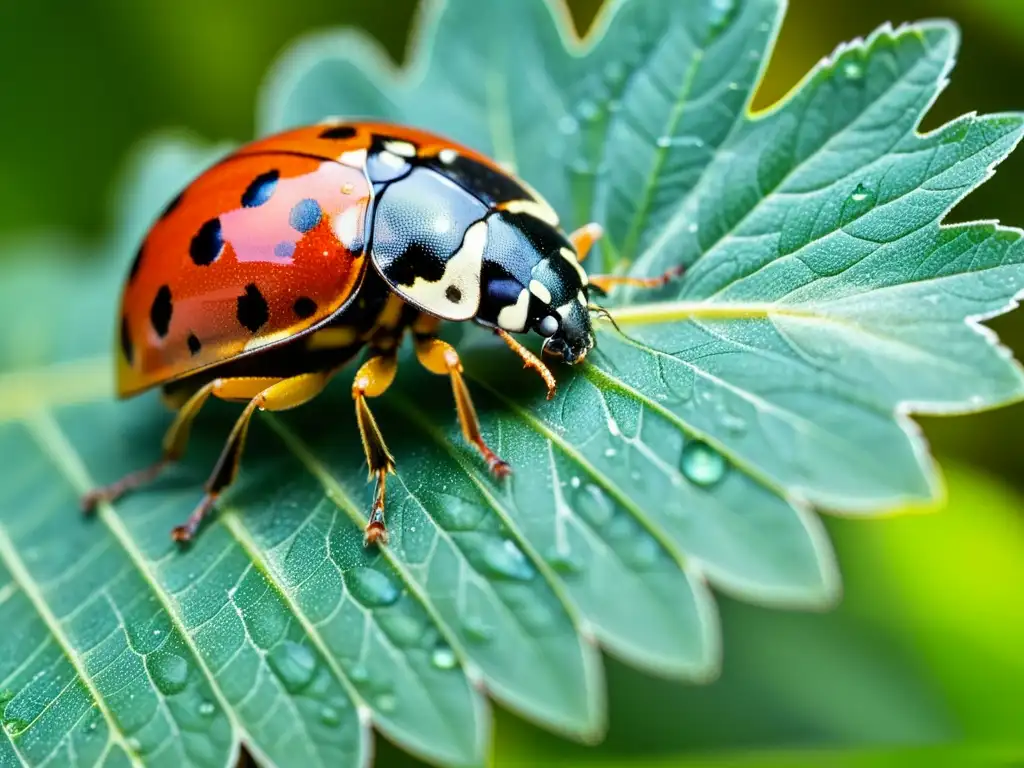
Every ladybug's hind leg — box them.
[413,316,511,477]
[172,373,333,543]
[351,352,399,547]
[81,379,220,511]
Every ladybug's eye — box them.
[537,315,560,337]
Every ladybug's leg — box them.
[495,328,558,400]
[351,352,399,547]
[412,319,511,478]
[587,265,685,296]
[172,373,332,543]
[567,223,604,262]
[81,379,221,511]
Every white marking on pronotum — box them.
[497,288,531,332]
[378,151,406,169]
[559,246,589,286]
[333,204,364,250]
[438,148,458,164]
[503,199,559,227]
[397,220,487,321]
[338,148,368,167]
[529,279,552,304]
[555,301,574,320]
[383,139,416,158]
[577,290,587,306]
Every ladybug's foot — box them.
[364,468,390,547]
[485,452,512,480]
[171,494,217,544]
[81,459,171,513]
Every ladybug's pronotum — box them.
[85,122,680,545]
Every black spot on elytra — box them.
[150,285,173,338]
[445,285,462,303]
[187,332,202,356]
[190,218,224,266]
[241,169,279,208]
[237,283,269,333]
[320,125,357,140]
[293,297,317,319]
[161,190,184,219]
[120,316,133,363]
[128,244,144,281]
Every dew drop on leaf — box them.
[430,644,458,670]
[198,701,216,717]
[850,182,873,203]
[346,567,401,607]
[546,547,585,576]
[573,484,614,527]
[349,665,370,684]
[147,652,190,695]
[267,641,318,694]
[481,538,536,581]
[576,100,599,121]
[680,440,728,487]
[843,61,863,80]
[461,617,494,644]
[376,693,397,713]
[320,705,341,726]
[126,737,142,753]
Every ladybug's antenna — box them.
[588,304,625,336]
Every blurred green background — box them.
[2,1,1022,766]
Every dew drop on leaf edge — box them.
[267,640,318,694]
[680,440,728,487]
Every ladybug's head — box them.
[479,211,595,365]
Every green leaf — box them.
[3,0,1024,766]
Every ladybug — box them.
[83,121,680,545]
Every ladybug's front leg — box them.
[351,351,399,547]
[412,322,511,478]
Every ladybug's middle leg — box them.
[411,316,511,479]
[351,351,399,547]
[173,372,332,543]
[566,221,685,295]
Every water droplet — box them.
[267,641,318,694]
[147,652,189,695]
[546,547,585,576]
[628,536,661,568]
[656,135,672,148]
[346,567,400,608]
[843,61,863,79]
[576,100,599,121]
[850,182,871,203]
[687,222,699,234]
[126,737,142,753]
[152,629,162,637]
[604,447,617,458]
[349,665,370,684]
[727,81,740,91]
[569,476,581,489]
[603,61,627,84]
[709,0,737,34]
[320,705,341,726]
[431,645,458,670]
[574,484,614,527]
[462,617,494,644]
[198,701,216,717]
[481,538,536,581]
[375,693,397,713]
[558,116,578,134]
[680,441,728,487]
[569,157,594,176]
